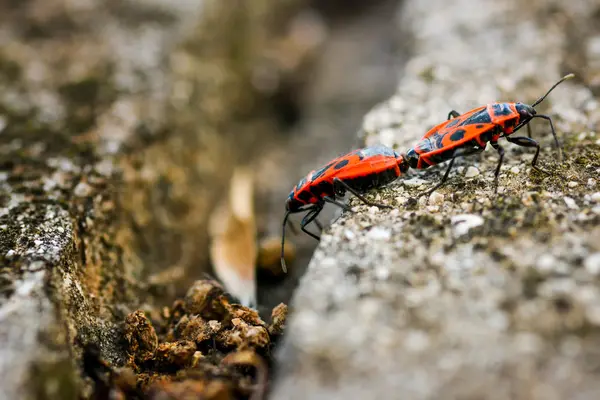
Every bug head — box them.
[515,102,536,121]
[394,151,410,173]
[285,194,303,213]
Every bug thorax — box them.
[515,102,536,121]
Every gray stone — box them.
[271,0,600,399]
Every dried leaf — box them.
[209,167,257,307]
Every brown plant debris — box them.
[91,279,287,399]
[209,167,258,307]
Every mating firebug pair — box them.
[281,74,575,271]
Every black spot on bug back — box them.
[450,129,466,141]
[446,118,460,128]
[475,124,484,129]
[461,109,491,125]
[311,161,335,181]
[492,103,512,116]
[334,159,349,170]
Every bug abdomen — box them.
[340,166,399,193]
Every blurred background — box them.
[0,0,409,314]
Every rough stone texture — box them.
[0,0,307,398]
[272,0,600,399]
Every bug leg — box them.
[423,158,456,197]
[505,136,550,175]
[527,123,532,139]
[422,148,468,197]
[332,178,393,209]
[532,114,563,162]
[324,196,353,212]
[447,110,461,120]
[281,204,319,272]
[300,206,323,240]
[490,141,505,193]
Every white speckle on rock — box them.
[395,196,409,205]
[403,177,428,187]
[367,227,391,241]
[344,230,356,240]
[584,253,600,276]
[57,227,65,233]
[404,330,430,353]
[450,214,484,237]
[590,192,600,203]
[6,249,15,258]
[322,257,338,267]
[428,191,444,205]
[34,240,43,246]
[536,254,555,274]
[95,159,115,177]
[510,166,520,174]
[588,178,597,187]
[465,166,480,178]
[567,181,578,188]
[563,196,578,209]
[74,182,92,197]
[374,267,390,280]
[368,206,379,214]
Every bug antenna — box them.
[531,73,575,108]
[280,210,291,273]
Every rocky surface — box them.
[271,0,600,399]
[0,0,309,398]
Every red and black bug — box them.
[281,145,409,271]
[406,74,575,194]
